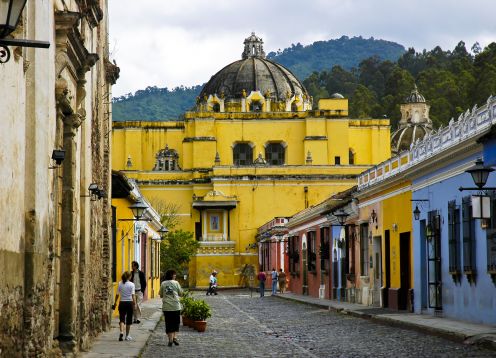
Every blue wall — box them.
[412,152,496,324]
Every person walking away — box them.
[257,270,266,297]
[278,269,287,293]
[271,268,278,295]
[112,271,136,341]
[206,271,218,295]
[160,269,183,347]
[130,261,147,324]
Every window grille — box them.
[265,143,285,165]
[233,143,253,166]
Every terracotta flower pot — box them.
[182,315,192,327]
[193,320,207,332]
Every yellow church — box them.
[112,33,391,287]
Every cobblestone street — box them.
[142,291,494,357]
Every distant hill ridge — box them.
[267,35,406,80]
[112,36,406,121]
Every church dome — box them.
[391,123,432,154]
[199,33,309,102]
[330,93,344,99]
[404,84,426,103]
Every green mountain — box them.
[303,41,496,129]
[112,85,202,121]
[112,36,406,121]
[267,35,406,80]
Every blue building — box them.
[411,97,496,325]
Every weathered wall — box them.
[0,0,117,355]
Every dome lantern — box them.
[242,32,266,59]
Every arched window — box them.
[349,149,355,165]
[265,143,285,165]
[250,100,262,112]
[233,143,253,166]
[212,103,220,112]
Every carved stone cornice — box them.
[55,11,99,80]
[76,0,104,28]
[105,59,120,85]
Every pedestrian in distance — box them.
[257,270,266,297]
[278,268,287,294]
[130,261,147,324]
[112,271,136,341]
[206,270,218,295]
[271,268,278,295]
[160,269,183,347]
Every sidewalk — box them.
[80,298,163,358]
[275,292,496,351]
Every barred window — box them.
[289,236,300,274]
[307,231,317,272]
[320,227,330,273]
[233,143,253,166]
[265,143,285,165]
[486,195,496,272]
[448,200,461,273]
[462,196,476,272]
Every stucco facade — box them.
[0,0,118,355]
[112,35,391,288]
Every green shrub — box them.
[188,299,212,321]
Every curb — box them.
[274,294,496,351]
[138,312,163,357]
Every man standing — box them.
[130,261,146,324]
[271,268,278,295]
[257,270,266,297]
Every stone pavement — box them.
[276,292,496,351]
[80,298,163,358]
[82,291,496,357]
[141,291,494,357]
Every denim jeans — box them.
[259,282,265,297]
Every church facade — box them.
[112,33,391,287]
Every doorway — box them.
[373,236,382,306]
[399,232,411,310]
[383,230,391,308]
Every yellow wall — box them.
[112,113,390,287]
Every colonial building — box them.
[112,33,391,287]
[0,0,118,355]
[357,95,496,323]
[111,171,163,307]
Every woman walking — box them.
[159,269,183,347]
[112,271,136,341]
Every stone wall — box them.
[0,0,117,355]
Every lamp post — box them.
[0,0,50,63]
[459,159,495,219]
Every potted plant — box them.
[180,291,194,327]
[188,299,212,332]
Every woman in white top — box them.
[112,271,136,341]
[159,269,183,347]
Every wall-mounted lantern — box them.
[0,0,50,63]
[49,149,66,169]
[459,159,496,219]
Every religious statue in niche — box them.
[210,215,220,231]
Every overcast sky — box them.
[109,0,496,97]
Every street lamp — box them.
[0,0,26,38]
[466,159,494,189]
[0,0,50,63]
[459,159,496,220]
[413,205,421,220]
[333,209,349,226]
[129,199,148,221]
[157,226,168,240]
